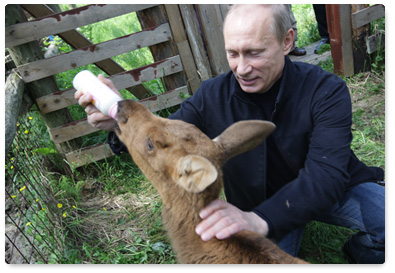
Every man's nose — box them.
[236,56,252,76]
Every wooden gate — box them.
[5,4,231,167]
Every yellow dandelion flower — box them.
[10,166,14,170]
[57,203,63,209]
[11,158,14,161]
[63,212,67,218]
[26,222,31,226]
[29,116,33,120]
[72,205,76,209]
[42,208,46,212]
[19,186,26,192]
[25,130,29,134]
[11,195,16,199]
[103,207,107,211]
[16,123,20,127]
[36,199,39,202]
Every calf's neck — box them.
[115,99,307,264]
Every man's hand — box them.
[74,74,122,131]
[195,199,269,241]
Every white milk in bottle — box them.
[73,70,122,119]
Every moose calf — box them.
[115,99,307,264]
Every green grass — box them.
[297,51,384,264]
[292,4,321,48]
[299,221,355,263]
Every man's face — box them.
[224,6,292,94]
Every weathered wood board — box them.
[6,4,156,48]
[36,55,183,114]
[18,23,172,83]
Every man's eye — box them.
[250,50,261,56]
[147,138,154,151]
[227,51,238,57]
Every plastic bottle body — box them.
[73,70,122,119]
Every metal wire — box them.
[5,114,64,264]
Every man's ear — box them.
[174,155,218,193]
[213,120,275,161]
[283,28,294,55]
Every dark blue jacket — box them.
[109,56,383,241]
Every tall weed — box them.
[292,4,321,48]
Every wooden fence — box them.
[5,4,384,168]
[326,4,385,77]
[5,4,231,167]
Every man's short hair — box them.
[224,4,293,43]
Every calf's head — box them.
[115,100,275,197]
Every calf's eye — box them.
[147,138,154,151]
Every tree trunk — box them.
[5,4,82,155]
[5,71,24,155]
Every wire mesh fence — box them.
[5,113,66,264]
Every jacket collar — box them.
[276,56,294,105]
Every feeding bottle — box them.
[73,70,122,119]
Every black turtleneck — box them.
[246,76,281,121]
[245,76,294,198]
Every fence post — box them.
[136,5,187,92]
[5,4,82,155]
[164,4,201,93]
[351,4,371,74]
[179,4,212,83]
[194,4,230,77]
[326,4,354,77]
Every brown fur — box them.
[115,100,308,264]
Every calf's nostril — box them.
[117,101,124,112]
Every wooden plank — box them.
[137,5,186,92]
[140,85,188,113]
[366,33,385,54]
[195,4,229,76]
[339,5,354,77]
[36,55,183,114]
[50,119,99,144]
[175,40,201,93]
[17,23,172,83]
[327,4,354,77]
[164,5,187,42]
[351,4,371,74]
[164,4,201,93]
[65,143,115,167]
[50,85,188,144]
[179,4,212,82]
[21,3,150,99]
[5,4,157,48]
[351,4,385,29]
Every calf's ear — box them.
[174,155,218,193]
[213,120,275,161]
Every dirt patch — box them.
[348,71,385,114]
[73,191,157,246]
